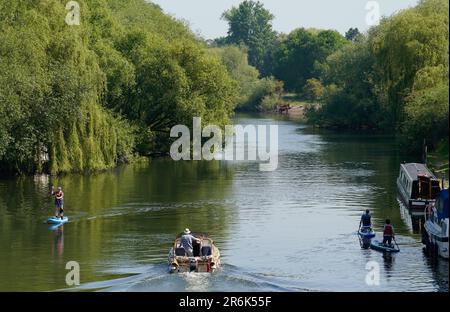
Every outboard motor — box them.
[189,258,197,272]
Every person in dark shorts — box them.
[51,186,64,219]
[359,209,372,229]
[382,219,395,246]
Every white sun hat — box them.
[184,228,191,234]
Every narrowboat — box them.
[396,163,441,217]
[422,189,449,259]
[168,233,221,273]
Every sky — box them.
[150,0,419,39]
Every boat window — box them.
[411,181,419,198]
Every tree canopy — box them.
[307,0,448,151]
[0,0,238,174]
[221,0,276,75]
[273,28,348,92]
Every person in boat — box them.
[359,209,372,231]
[382,219,395,247]
[181,228,201,257]
[51,186,64,219]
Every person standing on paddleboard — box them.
[359,209,372,229]
[51,186,64,219]
[382,219,395,247]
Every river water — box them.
[0,114,447,292]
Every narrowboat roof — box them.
[401,163,437,181]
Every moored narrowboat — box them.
[397,163,441,217]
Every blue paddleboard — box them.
[370,240,400,253]
[47,216,69,224]
[358,227,376,239]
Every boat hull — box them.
[423,220,449,259]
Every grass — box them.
[282,93,318,106]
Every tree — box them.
[210,45,260,107]
[345,27,361,42]
[274,28,347,92]
[222,0,276,74]
[303,78,325,101]
[307,0,449,152]
[402,65,449,150]
[0,0,238,174]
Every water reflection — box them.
[0,114,448,292]
[51,226,64,259]
[0,159,235,291]
[382,253,396,280]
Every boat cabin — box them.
[397,163,441,215]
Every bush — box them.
[303,78,325,101]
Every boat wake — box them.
[62,264,304,292]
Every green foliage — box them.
[345,27,362,42]
[241,77,284,112]
[368,0,449,127]
[0,0,237,174]
[210,45,259,105]
[210,44,285,112]
[307,0,448,152]
[221,0,276,74]
[274,28,348,92]
[303,78,325,101]
[402,76,449,151]
[67,123,84,172]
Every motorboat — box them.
[168,233,221,273]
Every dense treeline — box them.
[273,28,348,93]
[214,1,349,110]
[1,0,448,174]
[217,0,448,153]
[210,45,283,111]
[0,0,237,174]
[307,0,449,152]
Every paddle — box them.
[393,237,400,251]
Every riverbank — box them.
[280,93,319,120]
[429,139,449,188]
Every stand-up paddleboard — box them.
[47,216,69,224]
[370,240,400,253]
[358,227,376,239]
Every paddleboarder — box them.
[359,209,372,229]
[51,186,64,219]
[382,219,395,247]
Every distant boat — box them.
[422,189,449,259]
[168,233,221,273]
[396,163,441,217]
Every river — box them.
[0,114,447,292]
